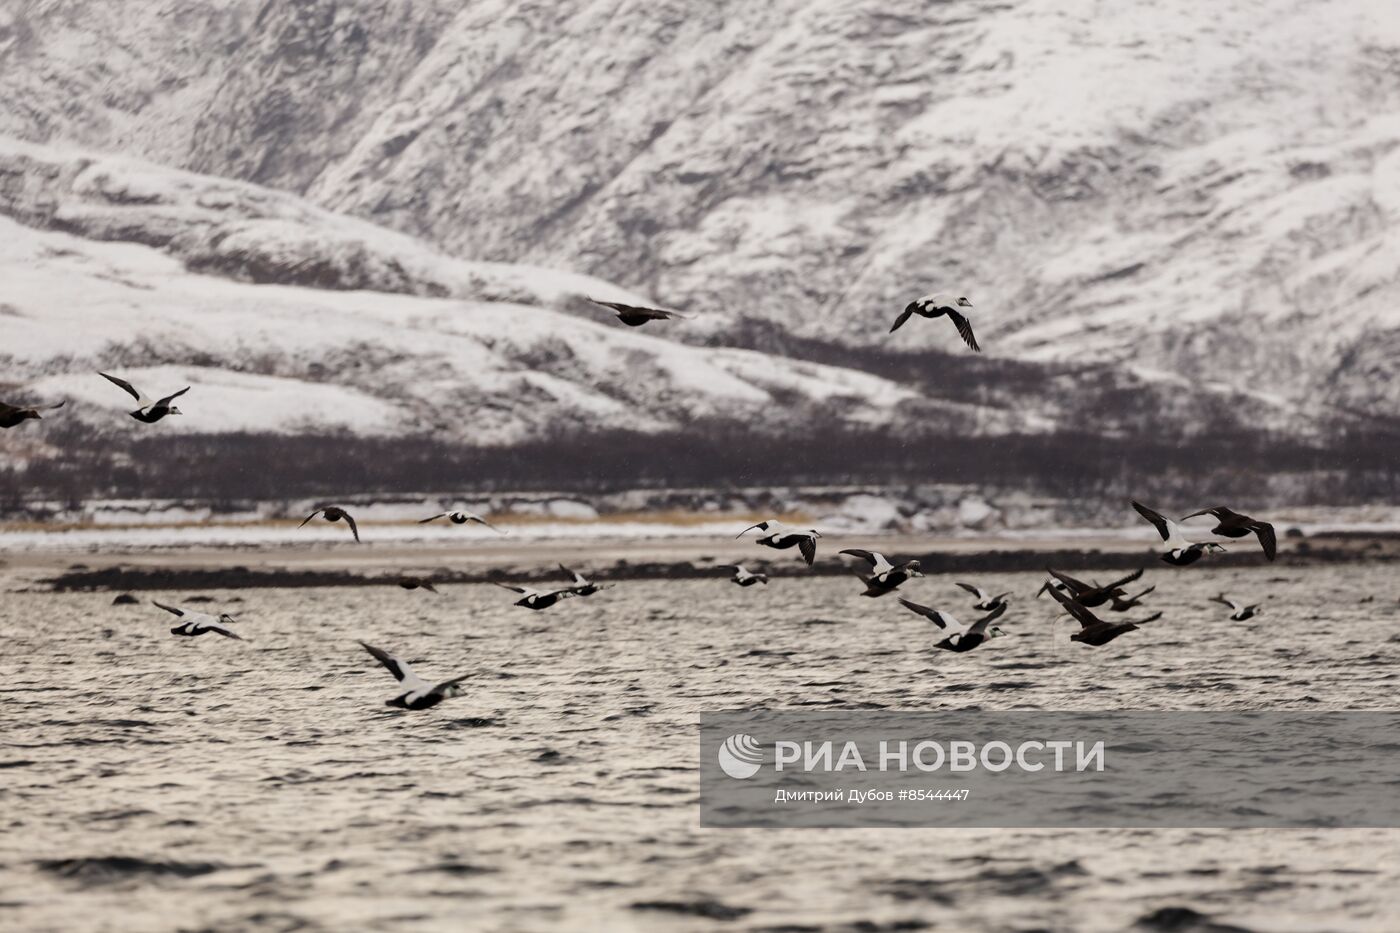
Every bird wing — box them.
[1132,501,1175,543]
[798,536,817,566]
[359,641,427,690]
[1181,506,1228,521]
[473,515,505,534]
[493,582,529,595]
[588,298,682,320]
[204,622,243,640]
[967,602,1009,636]
[889,307,916,333]
[100,372,149,406]
[946,308,980,352]
[154,386,191,409]
[897,598,959,630]
[839,548,889,572]
[1046,568,1092,594]
[418,513,447,524]
[1128,612,1163,626]
[1046,585,1103,630]
[43,400,67,411]
[559,564,588,586]
[1250,521,1277,560]
[299,509,325,528]
[343,512,361,543]
[152,600,185,618]
[735,521,770,538]
[430,675,469,697]
[955,581,989,601]
[1104,567,1145,590]
[1211,594,1240,611]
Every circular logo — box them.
[717,733,763,779]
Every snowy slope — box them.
[0,142,1033,443]
[3,1,1398,428]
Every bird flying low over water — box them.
[153,600,243,640]
[1182,506,1277,561]
[1046,586,1161,647]
[359,641,467,711]
[1133,501,1225,566]
[397,577,439,593]
[0,398,65,429]
[1036,567,1144,607]
[737,520,821,566]
[100,372,189,423]
[730,565,768,587]
[587,297,687,327]
[840,548,923,597]
[559,564,610,596]
[956,582,1010,612]
[494,582,581,610]
[1211,594,1263,621]
[889,294,980,351]
[300,506,361,543]
[419,510,503,533]
[898,598,1008,652]
[1109,584,1156,613]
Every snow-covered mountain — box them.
[0,137,1015,444]
[2,0,1398,438]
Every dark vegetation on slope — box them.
[3,420,1398,510]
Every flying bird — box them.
[889,294,980,351]
[588,297,686,327]
[1036,567,1144,607]
[1046,585,1160,647]
[419,510,503,533]
[359,641,467,711]
[494,582,581,611]
[0,398,65,429]
[397,577,439,593]
[1182,506,1277,561]
[1211,594,1263,621]
[955,581,1010,612]
[897,598,1008,652]
[559,564,610,597]
[300,506,361,543]
[100,372,190,423]
[730,565,768,587]
[1109,584,1156,613]
[839,548,923,597]
[736,520,821,566]
[1133,501,1225,566]
[153,600,243,640]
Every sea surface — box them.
[4,564,1400,932]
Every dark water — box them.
[4,565,1400,931]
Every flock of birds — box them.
[1,301,1278,710]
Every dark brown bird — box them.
[1036,567,1144,607]
[1047,585,1161,647]
[1109,584,1156,613]
[299,506,360,543]
[1181,506,1277,560]
[0,398,64,428]
[397,577,439,593]
[588,297,687,327]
